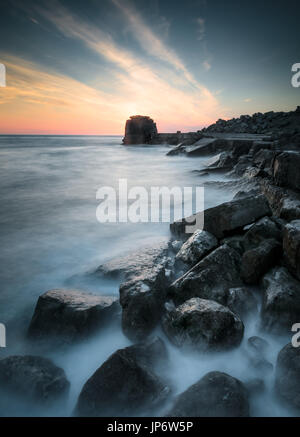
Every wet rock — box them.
[273,151,300,191]
[0,355,69,403]
[75,337,170,417]
[243,216,281,249]
[241,239,282,284]
[220,235,245,255]
[226,287,257,319]
[162,297,244,351]
[261,267,300,333]
[95,238,170,280]
[28,289,120,343]
[275,343,300,410]
[169,245,242,306]
[170,240,183,254]
[123,115,157,145]
[184,137,220,156]
[167,372,249,417]
[175,230,218,267]
[283,220,300,280]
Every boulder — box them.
[167,372,249,417]
[247,336,269,355]
[119,248,170,341]
[226,287,257,319]
[243,216,281,249]
[28,289,119,343]
[95,238,170,280]
[0,355,69,403]
[75,337,170,416]
[162,297,244,351]
[175,230,218,267]
[261,267,300,333]
[275,343,300,410]
[273,151,300,191]
[123,115,157,145]
[169,245,242,306]
[184,137,220,156]
[170,195,271,239]
[241,239,282,284]
[283,220,300,280]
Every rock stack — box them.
[122,115,158,145]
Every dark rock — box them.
[95,238,170,280]
[175,230,218,267]
[162,297,244,351]
[275,343,300,410]
[167,372,249,417]
[170,195,271,239]
[169,245,242,306]
[226,287,257,319]
[28,289,119,343]
[75,337,170,416]
[0,355,69,403]
[273,151,300,191]
[248,356,273,374]
[184,137,220,156]
[243,216,281,249]
[241,239,282,284]
[283,220,300,280]
[261,267,300,333]
[123,115,157,145]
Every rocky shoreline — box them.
[1,108,300,416]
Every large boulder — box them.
[275,343,300,410]
[273,151,300,191]
[75,337,170,417]
[167,371,249,417]
[241,239,282,284]
[261,267,300,333]
[119,245,171,341]
[169,245,242,306]
[123,115,157,145]
[243,216,281,249]
[175,230,218,267]
[283,220,300,280]
[95,238,170,280]
[0,355,69,403]
[170,195,271,239]
[28,289,119,343]
[162,298,244,351]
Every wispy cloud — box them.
[0,1,225,133]
[196,17,206,41]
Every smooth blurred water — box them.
[0,135,291,416]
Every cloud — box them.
[0,1,225,133]
[203,60,211,71]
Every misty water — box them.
[0,135,292,417]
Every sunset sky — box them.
[0,0,299,134]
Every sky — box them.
[0,0,299,134]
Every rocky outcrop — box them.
[169,245,242,305]
[123,115,157,145]
[275,343,300,410]
[283,220,300,280]
[175,230,218,267]
[273,152,300,192]
[167,371,249,417]
[261,267,300,333]
[75,337,170,416]
[28,289,119,343]
[0,355,69,403]
[170,194,271,239]
[162,297,244,351]
[241,238,281,284]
